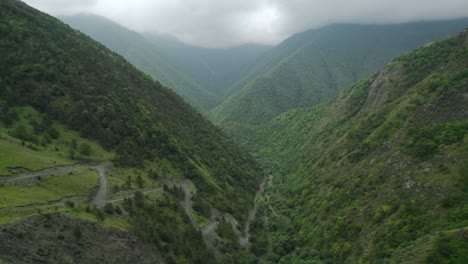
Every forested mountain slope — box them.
[60,14,221,112]
[145,33,272,98]
[208,19,468,127]
[61,14,271,111]
[244,29,468,263]
[0,1,263,262]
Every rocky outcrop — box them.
[0,214,163,264]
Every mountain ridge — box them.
[208,18,468,127]
[60,14,222,112]
[0,1,263,262]
[242,28,468,263]
[61,14,272,112]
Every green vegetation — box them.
[426,230,468,264]
[131,191,215,263]
[61,15,271,112]
[405,122,468,159]
[0,167,97,208]
[0,0,262,222]
[0,133,68,175]
[1,0,467,262]
[241,29,468,263]
[59,14,221,112]
[208,19,468,129]
[0,106,114,175]
[0,0,263,262]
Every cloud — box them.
[23,0,468,48]
[25,0,98,16]
[271,0,468,36]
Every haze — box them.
[24,0,468,48]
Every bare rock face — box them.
[0,214,163,264]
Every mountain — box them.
[60,14,221,112]
[60,14,271,112]
[242,29,468,263]
[0,0,263,262]
[208,19,468,127]
[145,33,272,98]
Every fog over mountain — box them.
[24,0,468,47]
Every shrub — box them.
[103,202,114,214]
[79,142,92,156]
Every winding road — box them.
[90,165,107,207]
[2,162,269,260]
[174,176,267,260]
[240,176,266,246]
[0,163,86,184]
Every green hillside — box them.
[243,29,468,263]
[60,14,221,112]
[208,20,468,127]
[61,14,272,112]
[145,33,272,98]
[0,1,263,262]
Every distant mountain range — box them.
[60,14,271,112]
[1,1,467,262]
[0,1,263,262]
[207,18,468,127]
[61,15,467,122]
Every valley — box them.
[0,0,467,263]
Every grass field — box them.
[0,167,98,208]
[0,107,114,175]
[66,208,131,230]
[0,203,131,231]
[0,135,71,175]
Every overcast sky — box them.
[23,0,468,48]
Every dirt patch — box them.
[0,214,163,264]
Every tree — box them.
[95,209,105,223]
[125,175,132,189]
[134,191,144,208]
[79,142,92,156]
[68,149,75,160]
[73,224,82,239]
[103,202,114,214]
[115,205,123,215]
[136,175,144,188]
[71,139,77,149]
[148,169,159,180]
[123,197,133,212]
[47,126,59,139]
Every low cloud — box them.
[25,0,98,16]
[24,0,468,48]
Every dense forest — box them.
[0,0,263,262]
[0,0,263,216]
[208,19,468,129]
[242,29,468,263]
[60,14,271,112]
[0,0,466,263]
[59,14,222,112]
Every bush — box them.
[79,142,92,156]
[47,126,60,139]
[115,205,123,215]
[405,122,468,159]
[103,202,114,214]
[73,224,82,239]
